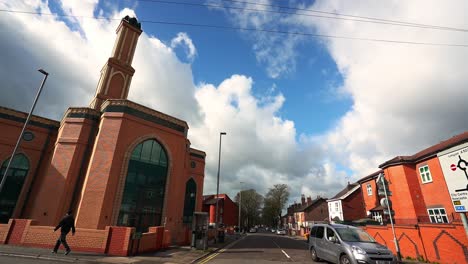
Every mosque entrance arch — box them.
[117,139,168,232]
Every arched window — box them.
[117,139,168,232]
[183,178,197,223]
[0,154,29,223]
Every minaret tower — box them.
[90,16,142,110]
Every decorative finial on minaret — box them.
[89,16,143,110]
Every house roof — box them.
[203,198,221,205]
[379,131,468,169]
[303,197,328,211]
[369,205,385,211]
[327,183,360,201]
[357,170,383,184]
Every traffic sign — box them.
[437,142,468,213]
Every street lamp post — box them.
[238,181,243,232]
[0,69,49,194]
[378,173,401,262]
[215,132,226,239]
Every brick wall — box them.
[363,222,468,264]
[0,223,10,244]
[342,189,366,221]
[304,199,329,222]
[106,226,132,256]
[1,219,143,256]
[360,179,379,213]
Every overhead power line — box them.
[138,0,468,33]
[221,0,468,32]
[1,9,468,47]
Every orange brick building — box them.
[358,132,468,263]
[0,16,205,254]
[202,194,238,227]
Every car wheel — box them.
[310,247,320,262]
[340,255,351,264]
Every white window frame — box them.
[335,202,339,212]
[419,165,433,184]
[427,208,449,223]
[366,183,372,196]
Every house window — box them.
[428,208,448,223]
[335,202,339,211]
[367,183,372,196]
[419,165,432,183]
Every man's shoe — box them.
[51,251,57,254]
[65,250,71,255]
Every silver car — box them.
[308,224,396,264]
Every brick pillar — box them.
[106,226,133,256]
[30,109,99,226]
[75,115,123,229]
[209,205,216,224]
[6,219,31,245]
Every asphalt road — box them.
[199,232,318,264]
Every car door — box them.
[324,227,341,262]
[314,226,331,261]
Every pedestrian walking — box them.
[52,210,75,255]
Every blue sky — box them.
[104,0,352,136]
[1,0,467,205]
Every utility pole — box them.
[214,132,226,242]
[239,181,243,232]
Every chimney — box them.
[307,196,312,205]
[301,194,306,205]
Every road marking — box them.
[197,236,245,264]
[271,237,294,262]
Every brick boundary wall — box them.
[0,219,168,256]
[363,222,468,264]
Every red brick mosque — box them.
[0,16,206,255]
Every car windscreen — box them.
[335,227,376,242]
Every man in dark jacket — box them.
[52,210,75,255]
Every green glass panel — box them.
[140,140,153,162]
[131,144,143,160]
[160,151,167,166]
[424,166,429,172]
[183,179,197,223]
[419,167,424,173]
[0,154,29,223]
[118,139,168,232]
[150,143,161,164]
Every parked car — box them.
[271,228,276,233]
[276,229,286,235]
[249,227,257,233]
[308,224,396,264]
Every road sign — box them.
[437,142,468,213]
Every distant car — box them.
[308,224,396,264]
[249,227,257,233]
[271,229,276,233]
[276,229,286,235]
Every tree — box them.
[263,184,290,227]
[235,189,263,229]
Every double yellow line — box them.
[198,248,226,264]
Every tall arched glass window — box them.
[183,178,197,223]
[0,154,29,223]
[117,139,168,232]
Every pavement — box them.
[0,234,241,264]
